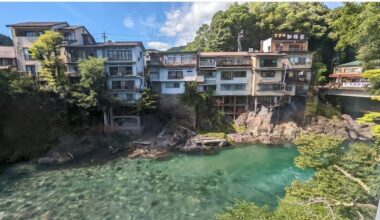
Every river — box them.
[0,144,313,220]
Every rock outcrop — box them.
[178,135,228,153]
[305,115,372,140]
[37,152,74,165]
[230,107,372,145]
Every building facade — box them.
[148,51,199,94]
[329,61,369,88]
[0,46,17,72]
[7,22,146,132]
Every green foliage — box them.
[29,30,67,93]
[197,131,226,139]
[217,201,273,220]
[357,112,380,137]
[294,133,344,169]
[219,135,379,219]
[0,73,64,163]
[312,62,329,85]
[166,46,186,52]
[0,34,13,46]
[330,3,380,69]
[316,102,342,119]
[363,69,380,95]
[134,89,159,115]
[70,57,108,110]
[179,81,204,128]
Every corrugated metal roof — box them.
[0,46,16,58]
[336,60,361,67]
[6,22,68,27]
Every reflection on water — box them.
[0,144,313,220]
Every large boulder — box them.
[178,135,228,153]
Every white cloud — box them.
[123,17,135,28]
[147,41,171,51]
[160,2,230,46]
[141,16,159,28]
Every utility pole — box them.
[237,30,244,52]
[101,31,108,43]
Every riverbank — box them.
[0,144,313,220]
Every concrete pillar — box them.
[254,97,258,112]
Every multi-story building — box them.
[0,46,17,72]
[251,52,293,110]
[198,52,253,119]
[148,51,199,94]
[261,32,313,98]
[329,60,369,88]
[64,41,146,131]
[6,22,94,77]
[7,21,146,132]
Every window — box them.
[289,44,301,51]
[23,48,31,60]
[25,31,42,37]
[261,71,275,77]
[107,50,132,61]
[221,84,246,91]
[112,81,121,89]
[258,84,283,91]
[260,58,277,67]
[168,70,183,79]
[25,65,36,76]
[109,66,119,76]
[166,82,180,88]
[125,93,134,100]
[205,72,216,78]
[203,85,216,92]
[0,58,11,66]
[236,96,247,104]
[221,71,246,80]
[119,66,133,75]
[289,56,307,65]
[124,81,135,90]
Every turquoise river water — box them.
[0,144,313,220]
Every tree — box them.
[330,3,380,69]
[68,57,110,125]
[134,89,159,115]
[217,135,379,220]
[293,133,343,169]
[29,30,67,93]
[179,81,205,129]
[0,34,13,46]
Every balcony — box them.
[148,59,196,66]
[218,59,251,66]
[108,72,134,77]
[342,82,370,88]
[150,74,159,81]
[199,60,216,68]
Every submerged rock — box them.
[178,135,228,153]
[37,152,74,165]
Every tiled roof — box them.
[200,52,250,56]
[250,52,286,56]
[0,46,16,58]
[336,60,361,67]
[6,22,68,27]
[59,25,83,30]
[99,41,144,47]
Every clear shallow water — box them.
[0,144,313,220]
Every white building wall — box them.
[262,38,272,52]
[214,69,253,96]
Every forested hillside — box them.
[183,2,380,83]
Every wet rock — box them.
[178,135,227,153]
[37,152,73,165]
[168,126,196,148]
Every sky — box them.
[0,2,343,51]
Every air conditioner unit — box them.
[248,48,254,53]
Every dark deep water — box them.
[326,95,380,118]
[0,144,312,220]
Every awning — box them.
[329,73,362,78]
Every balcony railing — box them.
[342,82,370,88]
[218,59,251,66]
[148,59,196,66]
[199,60,216,67]
[109,72,134,77]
